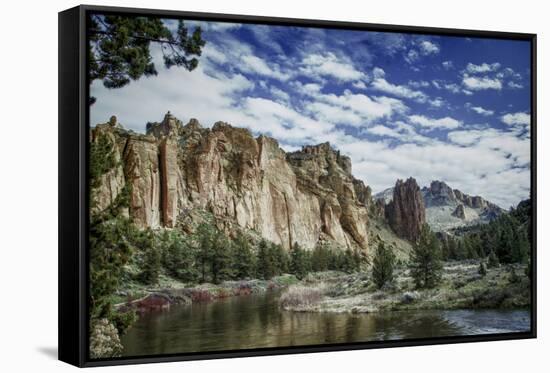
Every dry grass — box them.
[279,284,326,310]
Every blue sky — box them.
[90,19,531,209]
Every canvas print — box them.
[87,13,532,359]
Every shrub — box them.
[89,318,123,359]
[478,261,487,277]
[279,284,324,309]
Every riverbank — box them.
[115,274,299,313]
[279,261,531,313]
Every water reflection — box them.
[120,292,530,357]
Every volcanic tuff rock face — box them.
[384,178,426,242]
[91,112,373,252]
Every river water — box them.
[120,291,530,357]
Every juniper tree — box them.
[88,14,205,103]
[372,242,396,289]
[409,224,443,289]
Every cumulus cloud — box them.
[508,81,524,89]
[462,74,503,90]
[299,52,366,82]
[240,55,291,81]
[466,62,501,74]
[501,112,530,126]
[370,67,428,103]
[465,103,494,116]
[409,115,462,129]
[419,40,440,55]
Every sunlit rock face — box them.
[91,113,374,253]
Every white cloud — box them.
[372,67,386,79]
[408,80,430,88]
[462,74,503,90]
[501,112,530,126]
[465,103,494,116]
[508,81,524,89]
[405,49,419,64]
[429,97,445,108]
[299,52,366,82]
[409,115,462,129]
[371,68,428,102]
[352,81,367,89]
[240,55,291,81]
[305,89,408,126]
[442,61,454,70]
[270,87,290,103]
[419,40,440,55]
[365,121,432,144]
[466,62,501,74]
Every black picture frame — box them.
[59,4,537,368]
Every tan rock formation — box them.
[385,177,426,241]
[91,113,373,252]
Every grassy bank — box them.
[279,261,531,313]
[114,274,299,312]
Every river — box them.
[120,291,530,357]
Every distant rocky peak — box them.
[422,180,457,207]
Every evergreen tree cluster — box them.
[128,223,367,286]
[441,200,531,264]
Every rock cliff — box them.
[91,113,373,252]
[384,178,426,241]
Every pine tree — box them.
[89,216,134,321]
[257,239,275,280]
[161,230,197,283]
[88,14,205,103]
[289,242,308,279]
[231,232,255,279]
[210,230,232,284]
[272,243,289,275]
[311,245,330,272]
[137,229,160,285]
[372,242,396,289]
[409,224,443,289]
[196,223,215,283]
